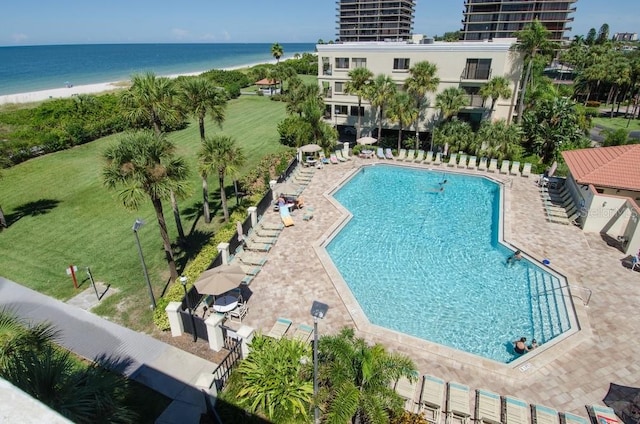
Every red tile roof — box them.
[255,78,279,86]
[561,145,640,192]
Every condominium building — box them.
[336,0,416,42]
[461,0,577,41]
[317,39,523,138]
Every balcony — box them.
[461,68,492,81]
[465,94,485,108]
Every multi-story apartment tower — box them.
[460,0,577,41]
[336,0,416,42]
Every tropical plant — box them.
[271,43,284,64]
[102,131,190,282]
[199,135,246,223]
[286,83,321,117]
[479,76,512,119]
[475,120,524,160]
[297,96,339,152]
[318,327,418,424]
[365,74,397,140]
[345,67,374,139]
[596,23,610,45]
[602,128,631,146]
[404,61,440,148]
[225,335,313,423]
[386,92,418,151]
[435,87,467,123]
[0,308,59,369]
[585,28,597,46]
[433,120,475,154]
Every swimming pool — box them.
[325,164,572,363]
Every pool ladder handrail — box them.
[537,284,592,306]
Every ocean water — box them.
[0,43,316,95]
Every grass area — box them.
[592,116,640,132]
[0,94,288,331]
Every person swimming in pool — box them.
[507,250,522,266]
[514,337,529,354]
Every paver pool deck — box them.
[241,155,640,416]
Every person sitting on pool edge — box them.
[507,249,522,265]
[529,339,538,350]
[514,337,529,354]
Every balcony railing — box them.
[461,68,492,80]
[465,94,485,108]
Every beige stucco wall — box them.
[316,39,523,134]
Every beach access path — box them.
[0,276,218,424]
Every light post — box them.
[132,218,156,309]
[180,276,197,342]
[310,300,329,424]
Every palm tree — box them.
[435,87,467,122]
[365,75,397,140]
[476,120,523,160]
[404,61,440,148]
[386,92,418,151]
[178,77,228,223]
[120,72,186,240]
[0,308,59,369]
[513,20,556,123]
[479,76,512,120]
[103,131,189,282]
[286,83,320,117]
[271,42,284,64]
[318,327,417,424]
[199,135,246,223]
[345,67,374,139]
[596,23,610,44]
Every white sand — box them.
[0,55,304,106]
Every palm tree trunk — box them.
[0,206,6,229]
[152,197,178,282]
[356,97,362,139]
[378,106,384,140]
[202,177,211,224]
[219,174,229,222]
[516,59,533,124]
[397,127,403,151]
[170,190,185,240]
[490,98,498,120]
[198,116,206,142]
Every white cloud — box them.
[11,33,29,43]
[171,28,190,40]
[221,31,231,41]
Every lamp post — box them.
[310,300,329,424]
[132,218,156,309]
[180,276,197,342]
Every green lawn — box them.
[0,95,288,330]
[592,116,640,132]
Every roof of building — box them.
[561,145,640,192]
[255,78,279,86]
[316,38,518,53]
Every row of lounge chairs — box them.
[231,219,285,284]
[392,376,609,424]
[376,148,533,178]
[265,317,315,342]
[540,182,581,226]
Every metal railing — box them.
[210,331,243,391]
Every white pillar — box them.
[204,313,226,352]
[236,325,255,358]
[270,180,278,201]
[165,302,183,337]
[343,142,350,157]
[248,206,257,227]
[217,243,230,265]
[195,373,218,398]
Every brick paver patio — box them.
[240,155,639,416]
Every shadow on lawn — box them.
[4,199,61,228]
[174,229,214,273]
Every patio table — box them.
[212,295,239,313]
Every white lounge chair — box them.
[560,412,588,424]
[405,149,416,162]
[475,389,502,424]
[499,160,510,174]
[291,323,314,342]
[415,150,425,163]
[418,374,445,424]
[385,148,394,159]
[447,153,458,167]
[266,317,292,339]
[467,156,477,169]
[586,405,620,424]
[433,152,442,165]
[335,150,347,162]
[487,158,498,172]
[396,149,407,161]
[510,161,521,176]
[377,147,386,159]
[457,154,468,168]
[446,382,471,424]
[394,375,419,413]
[521,162,532,177]
[504,396,529,424]
[425,151,434,163]
[477,157,488,171]
[532,405,559,424]
[235,246,268,265]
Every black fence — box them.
[211,329,243,391]
[279,157,299,183]
[178,308,209,342]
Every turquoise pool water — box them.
[326,165,571,363]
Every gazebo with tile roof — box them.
[561,145,640,257]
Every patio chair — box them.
[477,157,488,171]
[335,150,347,162]
[291,323,314,343]
[475,389,502,424]
[425,151,434,163]
[499,160,510,174]
[467,156,477,169]
[532,405,559,424]
[457,154,468,168]
[521,163,532,178]
[394,375,419,413]
[266,317,292,339]
[446,382,471,424]
[255,226,280,238]
[235,262,262,276]
[377,147,386,159]
[503,396,529,424]
[385,148,394,159]
[330,153,340,164]
[280,205,294,227]
[247,228,277,244]
[405,149,416,162]
[418,374,445,424]
[487,158,498,172]
[227,302,248,322]
[560,413,588,424]
[414,150,425,163]
[244,240,272,252]
[586,405,620,424]
[396,149,407,160]
[510,161,521,176]
[303,206,315,221]
[257,217,284,232]
[433,152,442,165]
[447,153,458,167]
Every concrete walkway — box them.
[0,277,218,424]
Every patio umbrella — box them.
[603,383,640,424]
[356,136,377,145]
[194,264,246,296]
[300,143,322,153]
[274,182,301,196]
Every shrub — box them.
[585,100,601,108]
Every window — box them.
[352,58,367,68]
[350,106,364,116]
[335,57,349,69]
[393,58,410,70]
[335,82,344,93]
[463,59,492,80]
[335,105,348,115]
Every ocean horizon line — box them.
[0,41,318,48]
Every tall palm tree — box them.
[344,67,374,139]
[271,43,284,64]
[476,120,523,160]
[178,77,228,223]
[318,327,417,424]
[286,83,320,117]
[103,131,189,282]
[479,76,513,120]
[120,72,186,240]
[199,135,245,223]
[435,87,467,122]
[365,75,397,141]
[0,308,59,369]
[301,96,339,152]
[404,61,440,148]
[513,20,556,123]
[386,92,418,151]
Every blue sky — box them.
[2,0,639,46]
